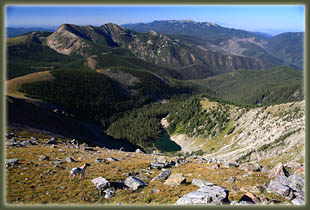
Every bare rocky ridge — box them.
[46,23,271,76]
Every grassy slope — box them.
[6,71,53,98]
[6,129,288,205]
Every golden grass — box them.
[5,129,290,205]
[7,36,28,46]
[6,71,53,98]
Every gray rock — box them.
[104,189,115,199]
[191,178,215,188]
[66,157,76,163]
[124,176,147,190]
[223,161,239,168]
[267,178,292,198]
[176,185,229,205]
[292,191,305,205]
[92,177,110,195]
[239,163,261,172]
[107,157,118,162]
[291,197,305,205]
[6,140,18,147]
[20,140,35,146]
[226,176,237,183]
[94,158,106,163]
[150,162,166,169]
[53,160,63,164]
[5,158,19,167]
[156,156,168,164]
[135,149,144,153]
[47,138,57,144]
[287,175,304,192]
[151,169,171,182]
[151,189,160,194]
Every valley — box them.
[4,19,305,205]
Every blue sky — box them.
[5,5,305,35]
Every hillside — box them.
[185,67,304,105]
[45,23,271,76]
[5,127,305,205]
[165,95,305,167]
[123,20,304,69]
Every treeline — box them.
[167,94,231,138]
[20,69,131,122]
[186,67,304,106]
[106,102,174,151]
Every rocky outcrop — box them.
[176,185,229,205]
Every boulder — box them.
[20,140,36,146]
[268,162,290,178]
[5,158,19,167]
[287,175,304,192]
[267,177,292,198]
[226,176,236,183]
[150,162,166,169]
[191,178,215,188]
[39,155,49,161]
[94,158,106,163]
[47,138,57,144]
[92,177,111,195]
[239,163,261,172]
[104,189,115,199]
[66,157,76,163]
[223,161,239,169]
[135,149,144,153]
[156,156,167,163]
[176,185,229,205]
[164,173,185,187]
[151,169,171,182]
[107,157,118,162]
[292,191,305,205]
[238,192,260,204]
[124,176,147,190]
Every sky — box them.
[5,5,305,35]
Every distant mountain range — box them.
[123,20,304,69]
[6,27,56,37]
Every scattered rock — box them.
[268,162,290,178]
[191,178,215,188]
[151,169,171,182]
[124,176,147,191]
[104,189,115,199]
[94,158,106,163]
[287,174,304,192]
[239,163,261,172]
[239,192,260,204]
[176,185,229,205]
[223,161,239,168]
[47,138,57,144]
[5,158,19,167]
[53,160,63,165]
[164,173,185,187]
[135,149,144,153]
[150,162,166,169]
[151,189,160,194]
[66,157,76,163]
[92,177,111,195]
[107,157,118,162]
[266,176,293,198]
[226,176,237,183]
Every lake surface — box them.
[155,129,181,152]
